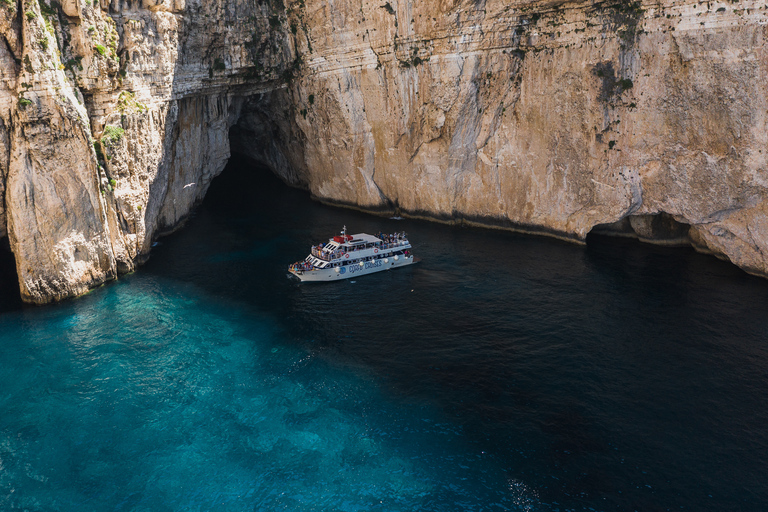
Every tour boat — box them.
[288,226,416,282]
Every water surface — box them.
[1,157,767,511]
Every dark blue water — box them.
[1,157,767,511]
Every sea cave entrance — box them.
[588,212,691,246]
[202,152,295,214]
[0,236,22,311]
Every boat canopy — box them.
[345,234,383,245]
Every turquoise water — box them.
[1,157,767,511]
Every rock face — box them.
[0,0,292,302]
[1,0,768,303]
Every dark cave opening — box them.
[588,212,691,246]
[203,153,286,212]
[0,236,22,312]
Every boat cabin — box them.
[289,227,414,279]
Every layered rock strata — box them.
[0,0,293,302]
[1,0,768,303]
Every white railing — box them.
[310,239,409,261]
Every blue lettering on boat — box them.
[349,260,383,273]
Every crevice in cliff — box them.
[0,235,22,311]
[589,212,691,246]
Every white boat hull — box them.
[290,255,416,282]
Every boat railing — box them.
[310,248,344,261]
[380,240,408,250]
[310,240,410,261]
[289,262,314,273]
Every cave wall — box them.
[1,0,768,303]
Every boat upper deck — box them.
[309,232,410,262]
[344,234,381,245]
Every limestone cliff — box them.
[0,0,293,302]
[1,0,768,303]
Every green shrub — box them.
[65,57,83,71]
[39,0,58,17]
[25,10,35,20]
[101,125,125,147]
[18,97,33,108]
[94,44,106,56]
[117,91,147,113]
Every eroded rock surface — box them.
[0,0,292,302]
[239,0,768,273]
[1,0,768,303]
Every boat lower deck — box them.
[290,255,416,282]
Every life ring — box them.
[345,253,349,259]
[374,248,378,253]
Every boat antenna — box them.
[342,225,347,236]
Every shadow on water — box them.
[140,154,768,510]
[0,236,22,313]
